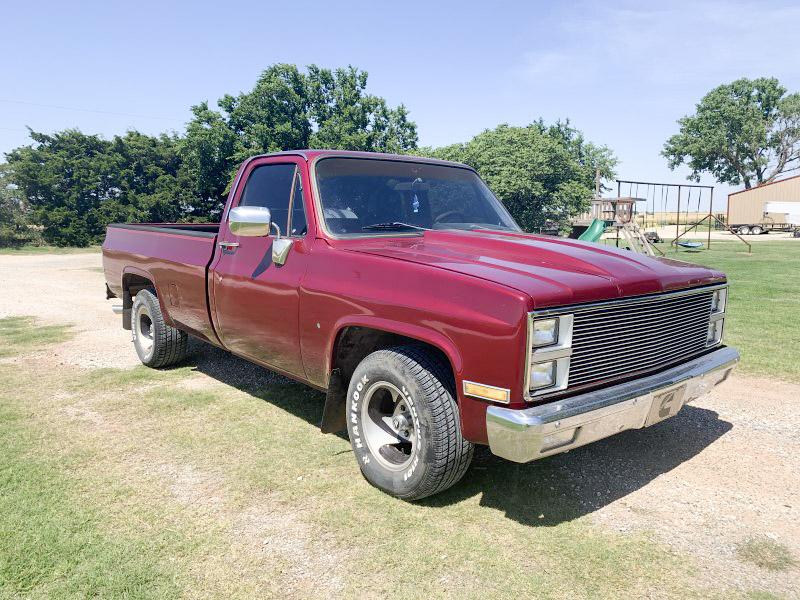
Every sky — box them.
[3,0,800,212]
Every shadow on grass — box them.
[184,338,346,439]
[181,338,732,527]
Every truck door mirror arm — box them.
[272,238,293,266]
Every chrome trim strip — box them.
[462,380,511,404]
[531,283,728,317]
[489,346,739,463]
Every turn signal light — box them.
[463,381,510,404]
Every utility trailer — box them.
[731,201,800,235]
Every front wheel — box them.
[346,346,474,500]
[131,289,188,368]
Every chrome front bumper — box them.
[486,347,739,463]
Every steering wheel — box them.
[434,210,467,224]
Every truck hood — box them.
[341,229,725,308]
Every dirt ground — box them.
[1,252,798,597]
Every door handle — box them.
[218,241,240,249]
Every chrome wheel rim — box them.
[361,381,417,472]
[134,303,154,359]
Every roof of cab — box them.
[244,149,473,170]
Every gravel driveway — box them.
[1,251,798,596]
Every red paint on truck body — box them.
[103,150,726,444]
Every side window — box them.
[289,171,308,237]
[239,163,296,235]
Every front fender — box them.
[325,315,463,383]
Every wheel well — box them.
[121,274,155,330]
[332,326,454,389]
[123,273,155,297]
[320,326,455,434]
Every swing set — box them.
[615,179,752,254]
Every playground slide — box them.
[578,218,606,242]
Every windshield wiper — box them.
[361,221,427,231]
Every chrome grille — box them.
[548,288,715,390]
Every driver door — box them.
[210,156,311,378]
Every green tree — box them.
[5,129,188,246]
[182,63,418,211]
[663,77,800,189]
[306,65,416,152]
[180,102,241,218]
[0,163,36,247]
[6,130,114,245]
[107,131,187,223]
[425,121,616,231]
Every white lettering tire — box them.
[346,346,474,500]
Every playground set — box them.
[572,179,752,255]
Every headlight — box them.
[532,318,559,347]
[530,361,556,389]
[526,313,574,398]
[707,319,724,346]
[711,288,727,314]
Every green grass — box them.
[663,241,800,381]
[0,400,182,598]
[599,240,800,381]
[0,317,735,599]
[0,316,71,358]
[737,537,797,572]
[0,321,280,598]
[746,592,785,600]
[0,245,100,255]
[0,320,179,597]
[4,237,798,597]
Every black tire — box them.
[738,225,751,235]
[751,225,763,235]
[346,345,474,501]
[131,289,188,368]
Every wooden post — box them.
[595,168,601,199]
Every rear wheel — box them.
[346,346,474,500]
[751,225,763,235]
[132,289,188,368]
[738,225,751,235]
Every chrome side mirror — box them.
[228,205,293,265]
[229,206,272,237]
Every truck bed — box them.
[102,222,220,343]
[107,222,220,237]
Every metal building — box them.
[727,175,800,231]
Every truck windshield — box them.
[314,157,521,235]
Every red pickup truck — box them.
[103,150,739,500]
